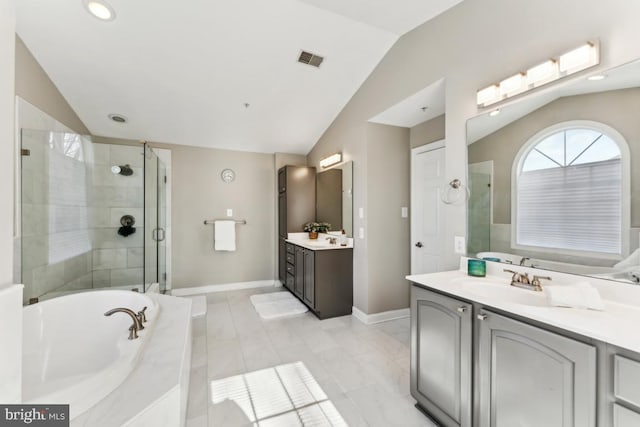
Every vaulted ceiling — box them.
[16,0,464,153]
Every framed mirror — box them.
[316,161,353,237]
[467,59,640,284]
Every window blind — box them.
[517,158,621,254]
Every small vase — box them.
[309,231,318,239]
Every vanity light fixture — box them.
[477,41,600,108]
[320,153,342,169]
[82,0,116,21]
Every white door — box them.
[411,141,445,274]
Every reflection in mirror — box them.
[467,59,640,284]
[316,161,353,237]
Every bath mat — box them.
[250,292,308,320]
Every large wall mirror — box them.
[316,161,353,237]
[467,59,640,284]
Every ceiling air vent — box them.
[298,50,324,68]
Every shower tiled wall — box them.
[20,129,144,303]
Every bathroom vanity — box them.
[284,235,353,319]
[407,259,640,427]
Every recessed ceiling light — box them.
[489,109,501,117]
[83,0,116,21]
[587,74,607,81]
[108,114,127,123]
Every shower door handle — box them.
[152,228,166,242]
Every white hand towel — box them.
[214,220,236,251]
[545,282,604,311]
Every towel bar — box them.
[204,219,247,225]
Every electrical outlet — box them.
[401,207,408,218]
[358,227,365,239]
[358,207,364,219]
[226,209,233,217]
[454,236,466,254]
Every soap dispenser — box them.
[340,229,347,246]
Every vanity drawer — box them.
[286,263,295,275]
[614,404,640,427]
[286,243,295,255]
[286,252,295,264]
[614,355,640,407]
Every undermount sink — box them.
[452,277,549,307]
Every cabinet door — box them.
[278,193,287,238]
[477,309,596,427]
[278,238,286,282]
[410,286,472,427]
[294,247,304,299]
[303,249,315,308]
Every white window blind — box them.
[517,158,622,254]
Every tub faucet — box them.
[519,257,531,266]
[104,307,144,340]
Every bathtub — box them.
[22,290,159,420]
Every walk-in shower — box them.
[19,129,168,304]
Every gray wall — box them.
[15,37,89,135]
[410,114,445,149]
[366,123,410,313]
[165,144,275,288]
[468,88,640,227]
[308,0,640,315]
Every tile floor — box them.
[185,287,436,427]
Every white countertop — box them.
[407,261,640,354]
[286,232,353,251]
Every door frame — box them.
[410,140,445,274]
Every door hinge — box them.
[21,149,31,156]
[164,175,167,183]
[163,272,167,280]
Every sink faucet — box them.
[105,307,144,340]
[519,257,531,266]
[504,269,551,292]
[326,237,337,245]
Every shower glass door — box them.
[20,129,145,303]
[143,144,167,292]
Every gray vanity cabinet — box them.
[476,309,597,427]
[302,248,315,307]
[410,286,472,427]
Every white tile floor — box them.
[185,287,436,427]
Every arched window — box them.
[513,121,629,256]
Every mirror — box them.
[316,161,353,237]
[467,59,640,284]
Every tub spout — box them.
[104,307,144,339]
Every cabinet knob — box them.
[477,313,488,321]
[457,306,467,313]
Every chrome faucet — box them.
[105,307,144,340]
[326,237,337,245]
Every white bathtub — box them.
[22,290,159,420]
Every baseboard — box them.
[352,306,410,325]
[171,280,279,297]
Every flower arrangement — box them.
[303,222,331,233]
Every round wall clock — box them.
[221,168,236,183]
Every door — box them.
[411,285,472,427]
[477,309,596,427]
[411,141,445,274]
[294,246,304,299]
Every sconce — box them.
[477,42,600,108]
[320,153,342,168]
